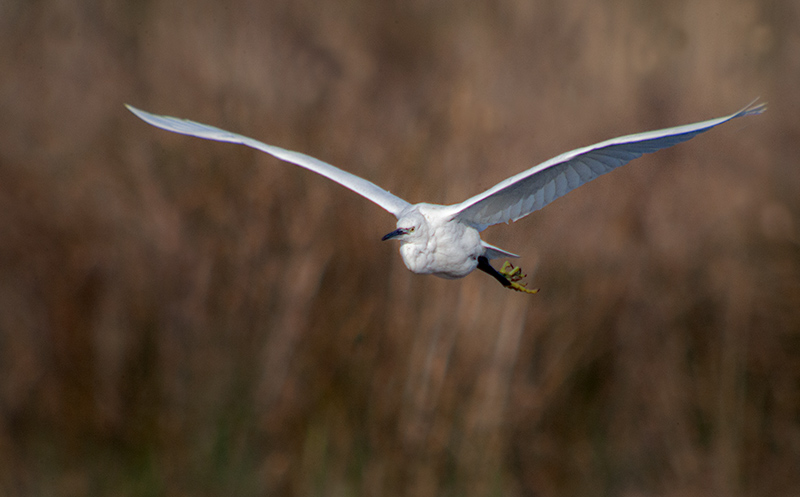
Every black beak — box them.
[381,228,407,241]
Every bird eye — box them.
[408,227,415,233]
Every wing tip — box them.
[739,98,767,118]
[124,103,142,115]
[124,103,159,125]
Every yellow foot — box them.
[499,261,539,294]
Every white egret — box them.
[126,101,764,293]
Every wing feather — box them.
[449,101,765,230]
[126,105,412,218]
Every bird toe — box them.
[498,261,539,294]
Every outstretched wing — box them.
[449,101,766,231]
[126,105,413,218]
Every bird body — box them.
[387,203,485,279]
[126,101,765,292]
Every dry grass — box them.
[1,0,799,495]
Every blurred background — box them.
[1,0,799,495]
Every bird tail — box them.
[481,241,520,260]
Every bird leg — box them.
[477,257,538,294]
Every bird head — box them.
[382,210,427,243]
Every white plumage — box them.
[126,101,765,292]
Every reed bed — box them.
[1,0,798,495]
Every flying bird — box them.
[126,101,765,293]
